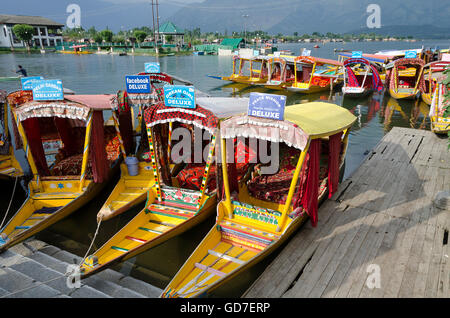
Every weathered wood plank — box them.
[244,128,449,298]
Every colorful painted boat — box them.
[0,90,23,179]
[79,96,250,278]
[0,94,124,252]
[341,58,384,98]
[385,58,425,100]
[286,56,342,94]
[161,101,357,298]
[263,57,296,90]
[421,61,450,105]
[97,72,188,222]
[58,44,93,55]
[428,82,450,135]
[211,56,270,86]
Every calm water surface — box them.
[0,39,448,297]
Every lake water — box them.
[0,39,448,297]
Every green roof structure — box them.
[220,38,244,49]
[158,21,184,35]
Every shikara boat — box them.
[161,101,357,298]
[286,56,342,94]
[341,58,384,97]
[428,82,449,134]
[0,90,23,179]
[58,44,93,55]
[385,58,425,100]
[97,72,193,222]
[79,96,250,278]
[209,56,270,86]
[338,52,393,84]
[0,94,124,252]
[263,57,295,90]
[421,61,450,105]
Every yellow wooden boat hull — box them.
[430,116,450,134]
[421,92,432,105]
[57,50,93,55]
[0,178,105,252]
[97,162,155,221]
[0,151,23,179]
[161,201,309,298]
[389,88,420,100]
[79,188,217,278]
[287,83,332,94]
[222,75,268,86]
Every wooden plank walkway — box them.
[244,127,449,298]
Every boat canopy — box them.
[385,57,425,70]
[14,94,117,122]
[339,52,392,64]
[343,58,384,92]
[295,56,342,66]
[144,97,249,134]
[220,102,356,151]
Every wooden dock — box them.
[244,127,449,298]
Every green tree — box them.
[12,24,34,51]
[133,30,147,46]
[93,33,103,44]
[100,29,113,43]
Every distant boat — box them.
[0,76,20,82]
[314,45,320,48]
[193,51,205,55]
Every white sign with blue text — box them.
[32,79,64,101]
[352,51,363,58]
[248,92,286,121]
[302,49,311,56]
[164,85,196,109]
[145,62,161,73]
[21,76,44,91]
[405,50,417,59]
[125,75,151,94]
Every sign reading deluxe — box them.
[125,75,151,94]
[248,92,286,120]
[164,85,196,109]
[32,79,64,101]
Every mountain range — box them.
[1,0,449,37]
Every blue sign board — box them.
[352,51,363,58]
[21,76,44,90]
[32,79,64,101]
[164,85,196,109]
[248,92,286,120]
[405,50,417,59]
[302,49,311,56]
[145,62,161,73]
[125,75,151,94]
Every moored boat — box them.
[210,55,270,86]
[428,82,449,135]
[385,57,425,100]
[161,101,356,298]
[0,93,123,252]
[79,96,251,278]
[286,56,342,94]
[341,58,384,97]
[421,60,450,105]
[0,90,23,179]
[263,56,295,90]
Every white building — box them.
[0,14,64,48]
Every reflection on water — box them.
[0,50,435,297]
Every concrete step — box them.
[1,239,163,298]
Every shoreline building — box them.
[0,14,64,48]
[158,21,185,46]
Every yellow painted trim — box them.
[220,138,233,218]
[79,111,93,191]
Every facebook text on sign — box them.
[125,75,151,94]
